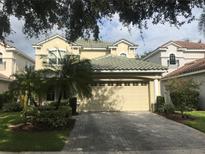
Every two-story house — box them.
[0,42,34,92]
[143,40,205,75]
[33,34,166,112]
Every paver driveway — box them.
[63,112,205,153]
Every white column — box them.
[154,79,159,100]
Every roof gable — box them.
[34,34,78,46]
[112,39,137,47]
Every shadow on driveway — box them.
[63,112,205,153]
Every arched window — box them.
[120,53,127,57]
[169,54,176,65]
[0,53,3,64]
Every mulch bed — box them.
[158,112,195,123]
[9,119,76,132]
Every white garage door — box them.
[79,81,150,111]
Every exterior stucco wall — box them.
[146,52,161,65]
[0,80,10,93]
[0,44,34,77]
[14,52,34,73]
[111,42,136,58]
[35,37,80,70]
[0,44,14,77]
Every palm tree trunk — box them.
[56,88,62,110]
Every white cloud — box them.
[7,8,205,58]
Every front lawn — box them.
[0,112,71,151]
[184,111,205,133]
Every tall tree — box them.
[0,0,204,41]
[199,9,205,36]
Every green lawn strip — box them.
[184,111,205,133]
[0,112,69,151]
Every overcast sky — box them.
[6,8,204,59]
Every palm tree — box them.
[9,66,47,108]
[45,52,93,109]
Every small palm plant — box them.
[9,66,45,108]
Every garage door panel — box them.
[79,82,150,111]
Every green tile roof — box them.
[91,55,167,71]
[75,39,112,48]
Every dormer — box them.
[108,39,138,58]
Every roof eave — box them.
[162,69,205,80]
[93,69,167,73]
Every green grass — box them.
[184,111,205,133]
[0,112,70,151]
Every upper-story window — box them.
[48,49,66,65]
[0,53,3,64]
[120,53,127,57]
[169,54,176,65]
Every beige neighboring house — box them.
[33,34,167,112]
[0,42,34,93]
[162,58,205,109]
[143,40,205,75]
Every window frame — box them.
[0,53,3,64]
[169,54,176,65]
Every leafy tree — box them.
[0,0,204,41]
[45,52,93,109]
[199,9,205,36]
[165,78,200,118]
[140,50,153,59]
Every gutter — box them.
[93,69,167,73]
[162,69,205,81]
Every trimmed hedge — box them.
[24,105,72,128]
[2,103,22,112]
[155,96,165,113]
[0,92,12,109]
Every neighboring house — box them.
[162,58,205,109]
[0,42,34,93]
[143,40,205,75]
[33,34,167,112]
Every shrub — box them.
[24,105,72,128]
[0,92,13,109]
[170,91,199,115]
[166,78,200,117]
[164,103,175,114]
[47,101,69,108]
[2,103,22,112]
[155,96,165,113]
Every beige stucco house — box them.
[33,34,167,112]
[143,41,205,75]
[0,42,34,93]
